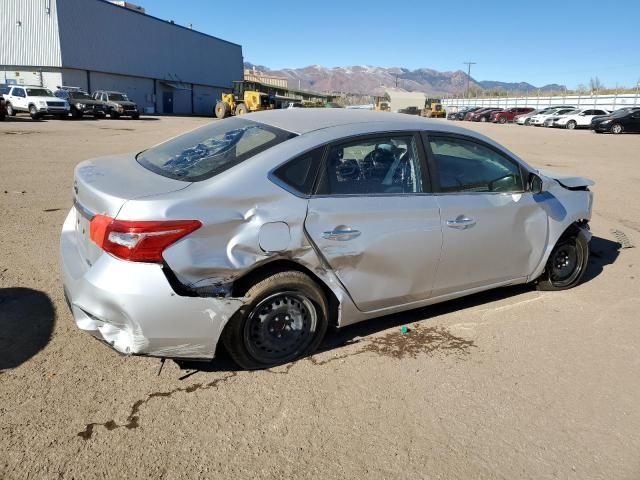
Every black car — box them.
[591,108,640,134]
[471,107,503,122]
[447,106,472,120]
[0,85,9,121]
[453,106,482,120]
[55,87,108,118]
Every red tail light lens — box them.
[89,215,202,263]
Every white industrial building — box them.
[0,0,244,114]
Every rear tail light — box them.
[89,215,202,263]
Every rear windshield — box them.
[137,118,296,182]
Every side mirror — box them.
[528,172,544,194]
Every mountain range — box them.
[244,62,565,96]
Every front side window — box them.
[137,118,296,182]
[13,88,25,97]
[316,135,423,195]
[429,136,523,193]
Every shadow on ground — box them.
[583,235,621,283]
[0,288,56,370]
[176,235,619,375]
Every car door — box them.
[424,133,548,296]
[628,110,640,132]
[304,133,443,312]
[11,88,26,110]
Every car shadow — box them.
[0,288,55,370]
[174,235,619,376]
[582,235,621,284]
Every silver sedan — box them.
[60,110,594,369]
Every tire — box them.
[235,103,249,116]
[6,103,16,117]
[56,114,68,120]
[480,116,487,122]
[222,271,329,370]
[566,120,577,130]
[110,112,120,119]
[132,113,140,120]
[524,118,531,126]
[498,117,507,124]
[214,101,229,119]
[29,105,41,120]
[71,108,83,119]
[536,228,589,291]
[610,123,623,134]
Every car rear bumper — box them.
[60,207,244,359]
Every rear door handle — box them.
[322,227,361,241]
[446,216,476,229]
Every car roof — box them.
[245,109,478,135]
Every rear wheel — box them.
[536,228,589,291]
[222,271,329,369]
[610,123,623,134]
[235,103,249,116]
[214,101,229,119]
[566,120,577,130]
[6,103,16,117]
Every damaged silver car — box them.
[60,110,594,369]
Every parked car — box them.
[61,110,594,369]
[92,90,139,119]
[3,85,70,120]
[0,85,8,121]
[515,106,575,126]
[591,107,640,134]
[453,106,482,120]
[55,87,108,118]
[470,108,503,122]
[464,107,495,121]
[491,107,535,124]
[546,108,611,129]
[529,107,576,126]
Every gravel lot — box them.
[1,115,639,479]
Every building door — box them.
[162,91,174,114]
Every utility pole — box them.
[463,61,476,100]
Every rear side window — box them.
[272,147,323,196]
[137,118,296,182]
[429,136,523,193]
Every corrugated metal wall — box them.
[0,0,62,67]
[443,94,640,112]
[56,0,243,88]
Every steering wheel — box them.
[488,174,516,192]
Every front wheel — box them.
[610,123,623,134]
[222,271,329,369]
[524,118,531,126]
[29,105,41,120]
[235,103,249,116]
[110,112,120,119]
[131,113,140,119]
[480,116,487,122]
[498,117,507,124]
[537,228,589,291]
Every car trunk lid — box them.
[73,154,191,264]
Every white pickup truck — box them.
[3,85,70,120]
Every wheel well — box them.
[231,259,340,327]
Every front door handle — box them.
[322,226,361,241]
[446,216,476,230]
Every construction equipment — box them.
[422,98,445,118]
[214,81,271,119]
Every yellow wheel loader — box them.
[214,81,272,119]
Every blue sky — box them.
[135,0,640,89]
